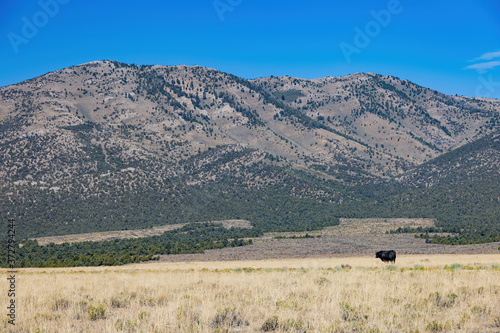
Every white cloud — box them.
[474,50,500,61]
[465,61,500,73]
[466,50,500,73]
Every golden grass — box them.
[2,254,500,332]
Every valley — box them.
[0,60,499,268]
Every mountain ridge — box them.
[2,60,498,181]
[0,60,498,242]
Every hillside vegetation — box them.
[0,61,499,266]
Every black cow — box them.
[375,250,396,264]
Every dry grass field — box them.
[5,219,499,332]
[2,254,500,332]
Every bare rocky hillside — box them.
[1,60,498,183]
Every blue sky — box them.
[1,0,499,98]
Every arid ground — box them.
[159,218,500,262]
[2,254,500,332]
[33,218,500,261]
[6,218,498,332]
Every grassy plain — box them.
[2,254,500,332]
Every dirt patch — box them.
[160,218,500,262]
[32,219,251,245]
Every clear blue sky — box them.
[1,0,499,98]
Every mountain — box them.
[0,60,498,241]
[345,129,500,244]
[397,130,500,188]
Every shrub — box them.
[211,307,248,328]
[426,320,443,332]
[281,318,305,331]
[261,316,279,331]
[428,292,457,308]
[340,302,368,322]
[110,296,129,308]
[52,298,71,311]
[88,304,106,320]
[315,277,331,286]
[139,296,155,306]
[75,300,89,312]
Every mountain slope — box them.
[252,73,498,161]
[2,60,498,183]
[397,130,500,187]
[344,130,500,244]
[0,60,499,241]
